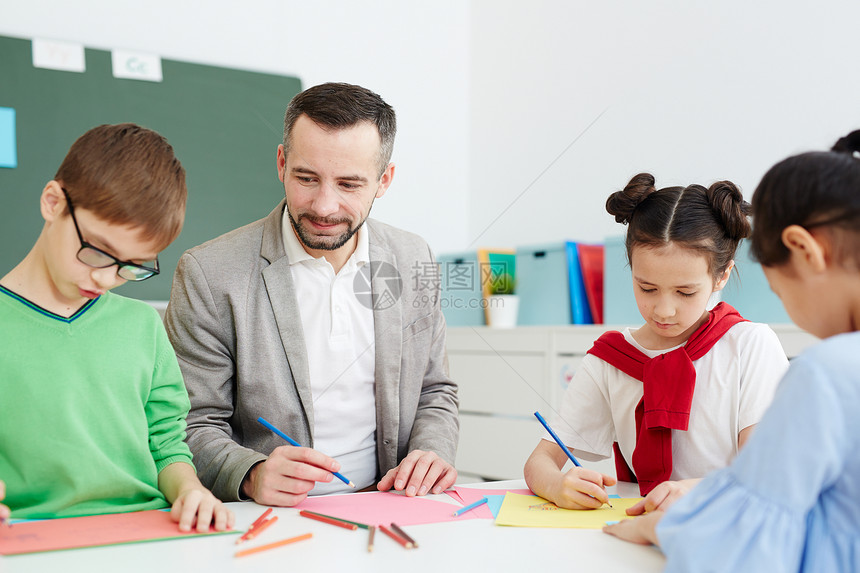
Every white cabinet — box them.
[448,324,818,480]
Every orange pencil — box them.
[236,516,277,544]
[299,510,358,531]
[234,532,313,558]
[236,508,274,544]
[380,524,413,549]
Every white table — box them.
[0,481,665,572]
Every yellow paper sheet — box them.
[494,493,640,529]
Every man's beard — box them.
[288,210,365,251]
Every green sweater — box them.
[0,286,194,518]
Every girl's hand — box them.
[551,467,617,510]
[170,488,235,533]
[603,511,663,545]
[626,479,698,515]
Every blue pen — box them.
[257,416,355,488]
[533,411,612,508]
[453,496,488,517]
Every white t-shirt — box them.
[548,322,789,480]
[283,213,377,494]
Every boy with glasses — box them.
[0,123,233,532]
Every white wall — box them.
[0,0,471,254]
[469,0,860,250]
[6,1,860,256]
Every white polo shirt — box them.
[282,212,377,494]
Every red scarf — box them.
[586,302,746,496]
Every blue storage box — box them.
[603,235,641,325]
[436,251,486,326]
[516,243,570,325]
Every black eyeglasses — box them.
[61,188,160,282]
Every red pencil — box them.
[250,508,273,530]
[299,510,358,531]
[380,524,413,549]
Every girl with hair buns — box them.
[604,131,860,571]
[524,173,789,514]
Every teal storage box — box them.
[517,243,569,325]
[603,235,641,325]
[721,242,792,323]
[436,251,485,326]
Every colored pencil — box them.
[249,508,273,530]
[299,510,358,531]
[236,510,276,544]
[453,496,488,517]
[234,532,313,558]
[380,524,413,549]
[390,523,417,548]
[367,525,376,553]
[299,509,369,530]
[534,411,613,508]
[257,417,355,488]
[237,516,277,543]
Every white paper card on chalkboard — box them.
[32,39,86,73]
[111,51,163,82]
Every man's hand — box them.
[242,445,342,506]
[376,450,457,496]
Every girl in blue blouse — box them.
[604,130,860,572]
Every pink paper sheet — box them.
[0,509,235,555]
[295,490,484,526]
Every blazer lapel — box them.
[367,221,403,470]
[260,201,315,441]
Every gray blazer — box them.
[164,201,459,501]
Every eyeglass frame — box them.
[60,187,160,282]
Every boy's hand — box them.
[551,467,617,510]
[603,511,663,545]
[625,479,697,516]
[377,450,457,496]
[242,445,340,507]
[170,487,234,533]
[0,480,10,524]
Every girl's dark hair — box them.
[606,173,751,280]
[750,130,860,268]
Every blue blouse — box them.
[657,332,860,572]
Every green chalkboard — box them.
[0,35,302,300]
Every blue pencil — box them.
[533,411,582,468]
[533,411,612,508]
[453,496,488,517]
[257,416,356,488]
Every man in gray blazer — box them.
[165,83,459,506]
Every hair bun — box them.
[606,172,657,224]
[832,129,860,157]
[706,180,751,241]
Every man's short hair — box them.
[283,82,396,177]
[55,123,187,250]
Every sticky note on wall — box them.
[0,107,17,168]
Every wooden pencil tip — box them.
[349,481,356,488]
